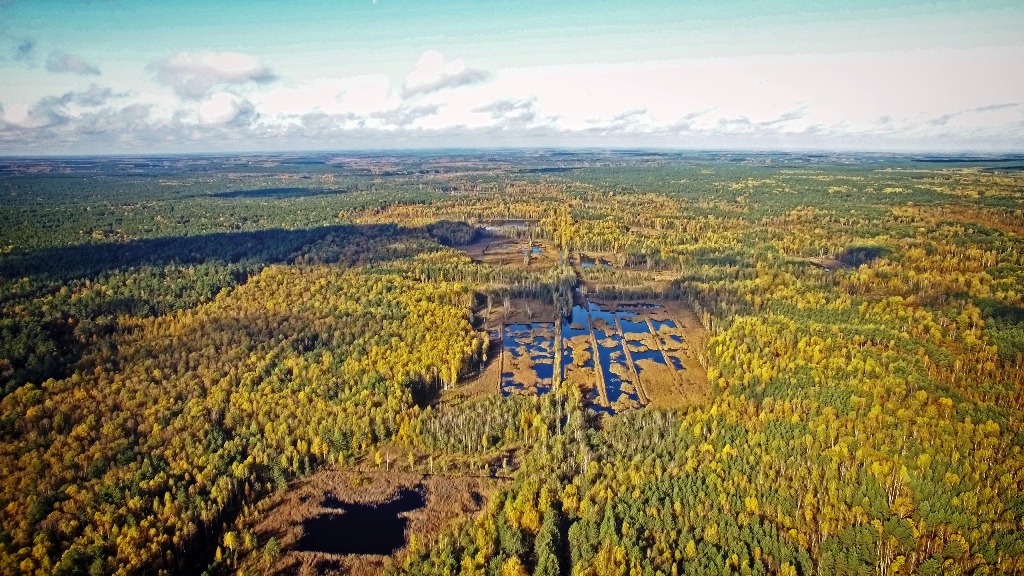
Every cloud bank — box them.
[151,51,276,99]
[2,48,1022,154]
[0,84,127,129]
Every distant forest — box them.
[1,151,1023,576]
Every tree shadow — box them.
[835,245,888,267]
[0,223,451,394]
[410,381,442,409]
[980,300,1024,325]
[0,223,437,285]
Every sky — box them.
[0,0,1022,154]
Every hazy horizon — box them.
[4,147,1024,160]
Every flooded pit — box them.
[501,322,556,394]
[496,301,703,412]
[618,316,651,337]
[651,319,678,332]
[631,347,667,368]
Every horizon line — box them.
[2,146,1024,160]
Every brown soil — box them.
[610,394,641,413]
[565,365,598,402]
[591,317,614,335]
[566,335,592,367]
[607,362,633,384]
[635,359,686,409]
[625,341,653,354]
[447,354,501,401]
[490,298,557,325]
[658,301,710,396]
[255,469,505,576]
[459,236,559,273]
[564,336,599,402]
[808,258,851,270]
[504,349,542,392]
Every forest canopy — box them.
[1,151,1023,576]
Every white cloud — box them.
[2,102,49,129]
[197,93,254,126]
[930,103,1019,127]
[45,51,100,75]
[371,104,440,128]
[258,79,352,116]
[151,51,276,99]
[402,51,491,98]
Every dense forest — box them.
[1,151,1023,575]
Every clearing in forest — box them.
[251,469,503,576]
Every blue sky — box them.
[1,0,1022,153]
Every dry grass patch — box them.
[636,359,686,409]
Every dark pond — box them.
[502,323,556,393]
[533,360,554,380]
[618,315,649,336]
[631,347,667,368]
[563,305,591,339]
[595,335,639,406]
[579,255,613,269]
[651,319,677,331]
[296,488,425,556]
